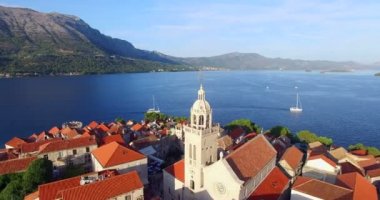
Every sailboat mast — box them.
[296,93,299,108]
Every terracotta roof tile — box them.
[280,145,304,171]
[24,191,39,200]
[59,171,143,200]
[308,154,337,167]
[357,158,378,170]
[108,124,123,135]
[351,149,368,156]
[0,157,36,175]
[367,168,380,178]
[60,127,80,139]
[0,149,18,161]
[97,123,110,132]
[102,134,126,145]
[292,177,353,200]
[340,162,365,176]
[5,137,27,148]
[164,159,184,182]
[38,137,97,154]
[228,127,245,140]
[131,123,143,132]
[28,134,38,141]
[225,134,277,181]
[37,131,50,141]
[92,142,145,168]
[48,126,60,136]
[336,172,378,200]
[19,138,61,154]
[329,147,348,161]
[87,121,99,130]
[39,175,82,200]
[81,131,92,138]
[248,167,289,200]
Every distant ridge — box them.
[0,6,375,75]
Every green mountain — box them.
[0,6,186,75]
[172,52,367,71]
[0,6,374,75]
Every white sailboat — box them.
[290,92,303,112]
[147,95,160,113]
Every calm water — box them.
[0,71,379,148]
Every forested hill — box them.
[0,6,186,75]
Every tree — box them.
[225,119,260,133]
[115,117,126,124]
[349,143,380,157]
[297,130,318,143]
[269,126,291,138]
[22,158,53,194]
[0,178,23,200]
[318,136,333,146]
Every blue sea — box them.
[0,71,379,148]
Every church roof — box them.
[248,167,290,200]
[225,134,277,182]
[164,159,184,182]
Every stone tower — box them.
[184,85,220,195]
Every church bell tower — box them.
[184,85,220,194]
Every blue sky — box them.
[1,0,380,63]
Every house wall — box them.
[37,144,97,170]
[291,190,322,200]
[92,156,148,185]
[279,160,296,177]
[163,170,184,200]
[302,159,339,183]
[112,187,144,200]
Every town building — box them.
[26,170,144,200]
[0,156,36,175]
[91,141,148,184]
[163,85,280,200]
[302,154,341,183]
[36,137,98,173]
[278,145,304,182]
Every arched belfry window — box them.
[193,115,196,125]
[199,115,204,125]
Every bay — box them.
[0,71,379,148]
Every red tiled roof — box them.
[293,176,313,187]
[19,138,61,154]
[92,142,145,168]
[340,162,365,176]
[39,175,82,200]
[0,149,18,161]
[58,171,143,200]
[243,132,257,141]
[336,172,378,200]
[229,127,245,140]
[308,154,337,167]
[225,134,277,181]
[29,134,38,141]
[24,191,39,200]
[292,177,353,200]
[351,149,368,156]
[102,134,126,145]
[81,131,92,138]
[131,123,143,132]
[0,157,36,175]
[367,168,380,178]
[38,137,97,154]
[5,137,27,148]
[48,126,60,136]
[280,145,304,171]
[97,124,110,132]
[87,121,99,130]
[164,159,184,182]
[108,124,123,135]
[37,131,50,141]
[60,127,79,139]
[248,167,289,200]
[357,158,378,170]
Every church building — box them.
[163,85,279,200]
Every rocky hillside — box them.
[0,6,181,74]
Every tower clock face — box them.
[214,182,226,195]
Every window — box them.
[125,195,131,200]
[73,149,77,155]
[86,147,90,153]
[198,115,204,125]
[190,180,195,190]
[44,154,48,159]
[193,145,196,161]
[189,144,192,159]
